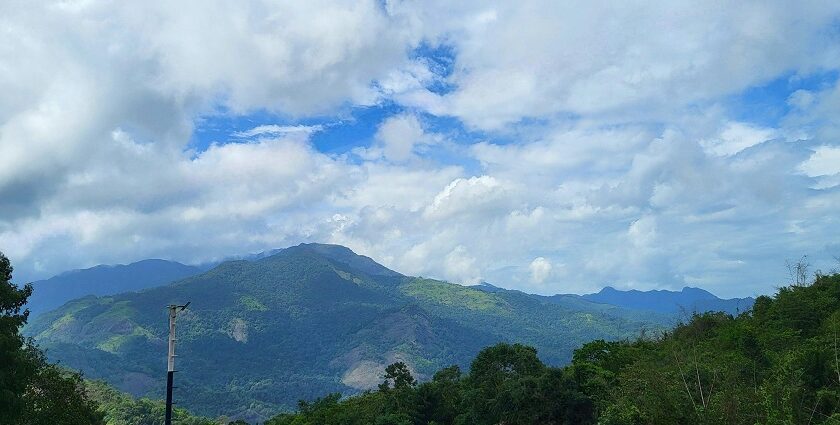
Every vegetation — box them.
[85,380,214,425]
[261,272,840,424]
[24,244,665,422]
[17,243,834,423]
[0,250,220,425]
[0,251,103,424]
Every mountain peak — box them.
[278,243,403,277]
[470,281,507,293]
[680,286,716,299]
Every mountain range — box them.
[579,285,754,315]
[24,244,755,422]
[27,259,205,317]
[28,254,754,321]
[25,249,296,319]
[471,281,754,316]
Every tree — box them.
[458,343,549,425]
[379,362,417,391]
[787,255,811,286]
[0,251,35,420]
[0,251,103,424]
[377,362,418,423]
[417,366,462,424]
[20,348,103,425]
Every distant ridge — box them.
[27,259,204,317]
[30,246,754,321]
[580,285,755,315]
[472,282,754,316]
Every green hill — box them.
[266,272,840,425]
[26,243,667,422]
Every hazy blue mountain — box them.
[26,243,666,422]
[27,259,205,318]
[579,286,755,315]
[472,281,754,317]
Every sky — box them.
[2,1,840,298]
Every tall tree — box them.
[0,251,35,419]
[0,251,103,424]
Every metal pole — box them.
[165,303,189,425]
[165,305,177,425]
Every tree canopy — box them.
[0,251,103,425]
[266,272,840,425]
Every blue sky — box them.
[2,1,840,297]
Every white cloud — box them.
[529,257,552,284]
[627,216,657,248]
[232,125,324,138]
[392,0,840,129]
[1,0,840,300]
[360,114,432,162]
[444,245,481,284]
[424,176,507,220]
[800,146,840,177]
[700,122,776,157]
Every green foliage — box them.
[0,251,103,425]
[400,279,510,313]
[25,244,663,422]
[380,362,417,391]
[574,272,840,424]
[0,251,35,420]
[85,380,214,425]
[267,343,594,425]
[267,273,840,425]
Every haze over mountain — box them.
[471,281,755,316]
[27,260,205,318]
[579,286,755,315]
[26,243,668,422]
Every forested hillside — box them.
[266,272,840,424]
[24,244,665,422]
[7,247,840,424]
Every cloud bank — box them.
[2,0,840,297]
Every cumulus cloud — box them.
[699,122,776,157]
[424,176,507,220]
[529,257,552,284]
[1,0,840,299]
[444,245,482,284]
[800,146,840,177]
[358,114,434,162]
[393,0,840,129]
